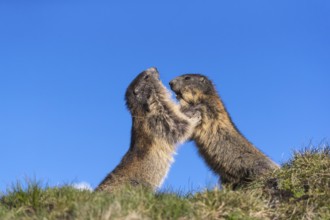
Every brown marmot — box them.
[169,74,279,188]
[96,68,201,193]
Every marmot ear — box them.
[199,76,206,83]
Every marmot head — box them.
[169,74,216,104]
[125,67,162,114]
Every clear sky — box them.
[1,1,329,193]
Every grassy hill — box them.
[1,145,329,220]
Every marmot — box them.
[96,68,201,193]
[169,74,279,188]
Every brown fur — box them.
[170,74,279,188]
[95,68,200,193]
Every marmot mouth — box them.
[175,91,183,100]
[176,92,193,105]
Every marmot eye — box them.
[184,76,191,80]
[144,75,150,80]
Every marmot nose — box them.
[146,67,158,74]
[169,80,174,88]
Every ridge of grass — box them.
[1,145,329,219]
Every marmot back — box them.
[96,68,200,193]
[170,74,279,188]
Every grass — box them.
[1,145,329,220]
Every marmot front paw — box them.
[190,111,202,126]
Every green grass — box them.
[1,145,329,220]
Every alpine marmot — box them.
[169,74,279,188]
[96,68,201,192]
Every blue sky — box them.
[0,1,329,193]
